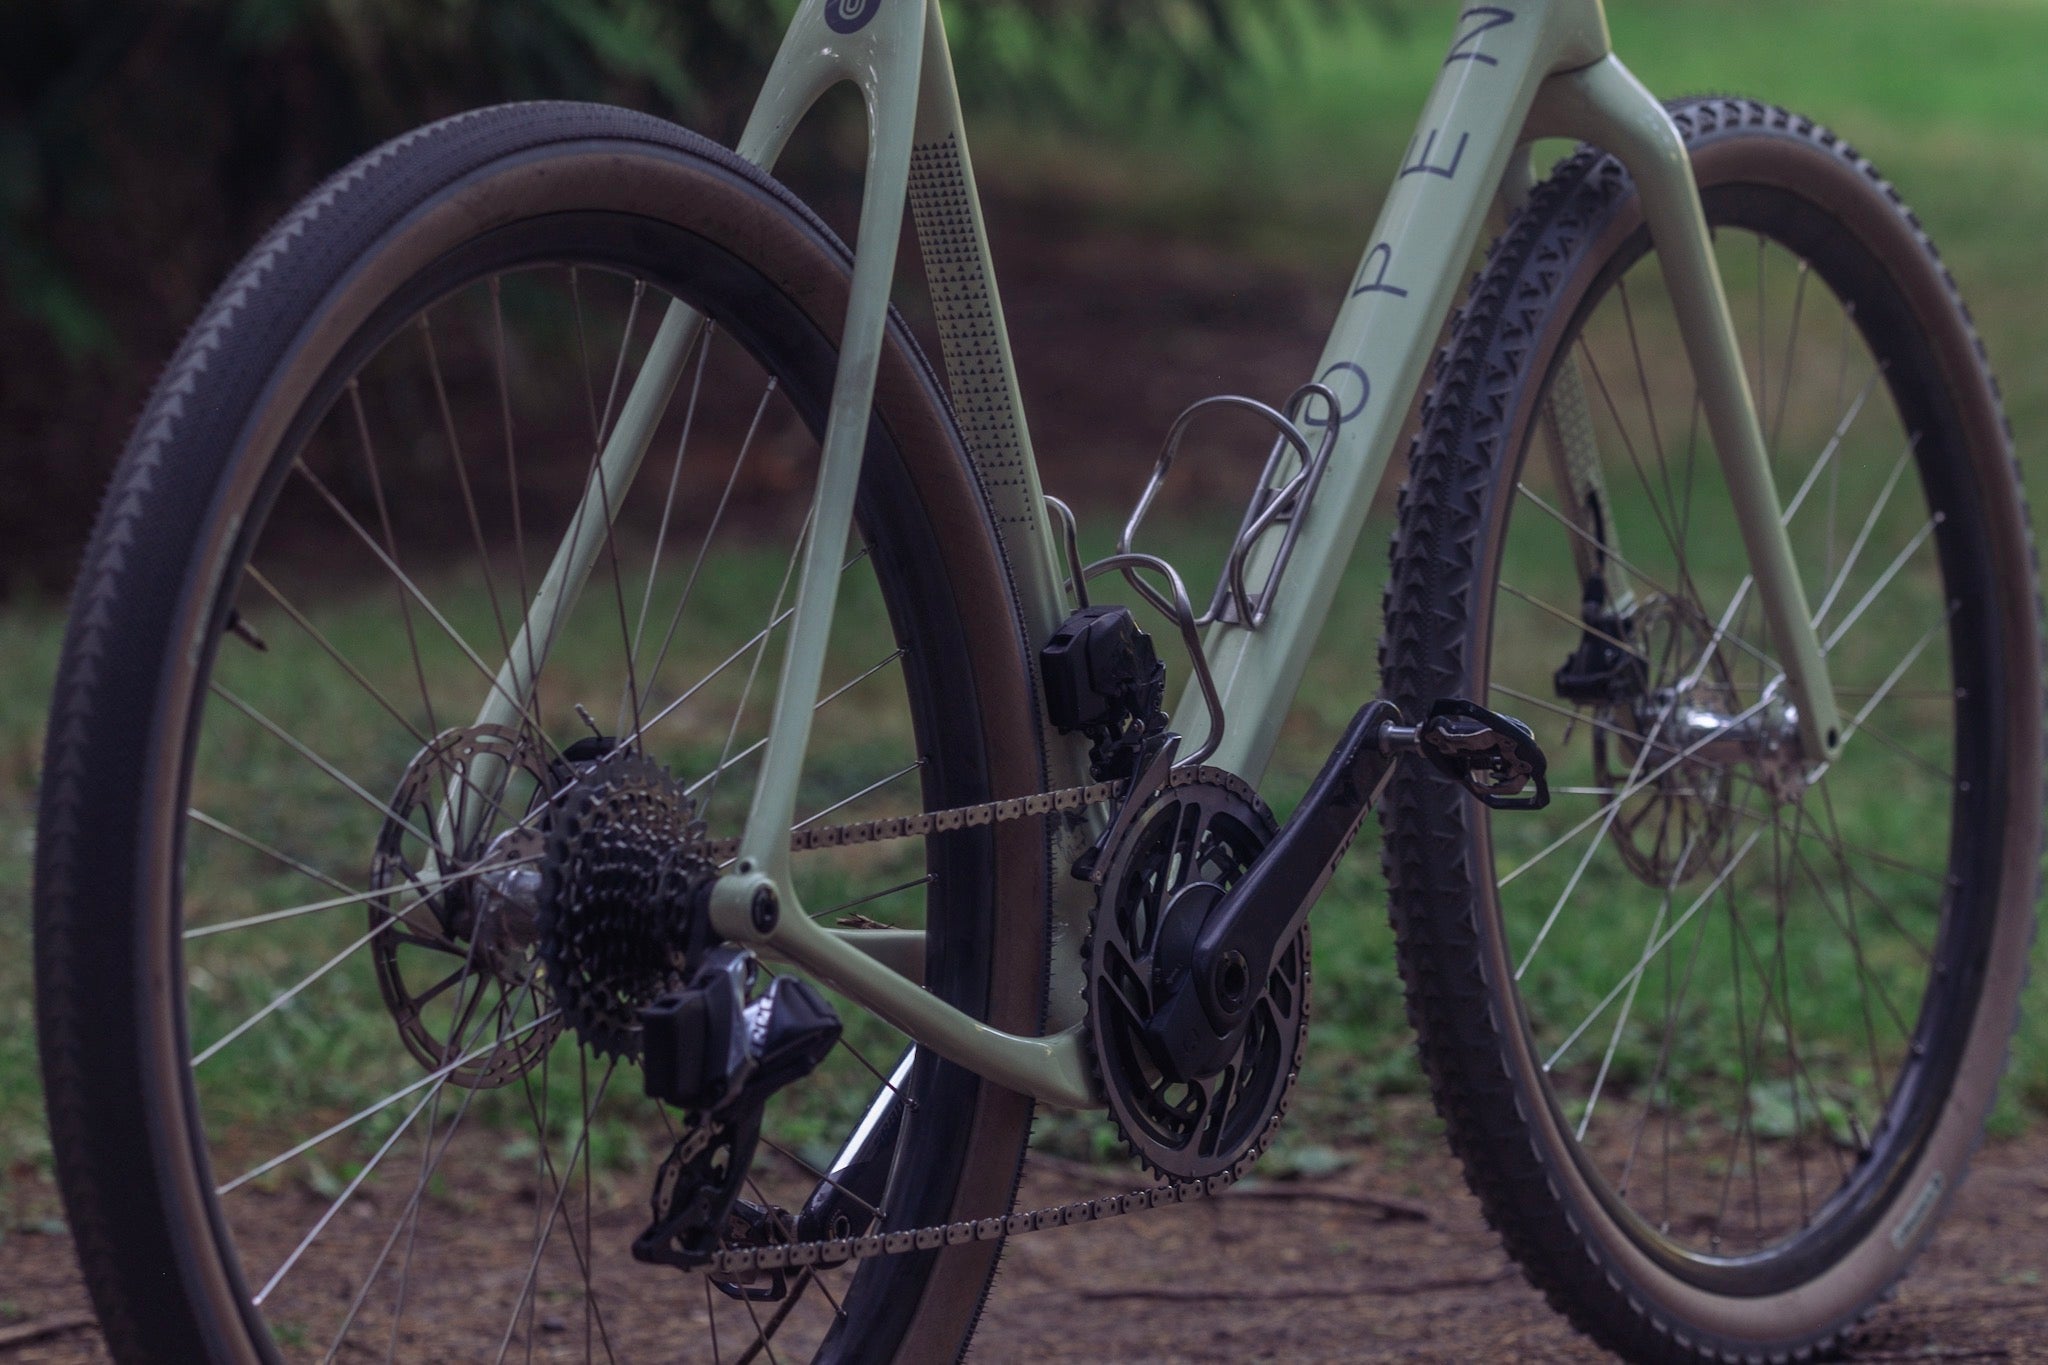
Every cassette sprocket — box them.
[537,749,715,1060]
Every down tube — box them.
[1187,4,1606,781]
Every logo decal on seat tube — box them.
[826,0,884,34]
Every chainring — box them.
[537,750,715,1060]
[1084,768,1309,1181]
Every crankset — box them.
[1129,697,1547,1095]
[1037,587,1549,1175]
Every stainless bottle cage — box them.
[1045,381,1343,771]
[1123,382,1343,629]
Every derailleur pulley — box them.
[632,947,842,1290]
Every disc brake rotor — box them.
[369,723,563,1088]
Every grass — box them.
[964,0,2048,442]
[2,0,2046,1254]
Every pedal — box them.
[1412,698,1550,811]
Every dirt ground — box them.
[3,1125,2045,1362]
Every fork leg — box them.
[1529,55,1843,762]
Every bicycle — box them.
[32,0,2040,1360]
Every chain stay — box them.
[684,763,1275,1278]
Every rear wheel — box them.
[1380,98,2041,1362]
[35,103,1049,1363]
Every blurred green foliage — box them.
[0,0,1376,361]
[0,0,1385,589]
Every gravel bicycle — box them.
[34,0,2041,1360]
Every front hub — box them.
[1585,595,1805,888]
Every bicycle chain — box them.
[680,764,1280,1279]
[702,1162,1255,1278]
[697,777,1127,864]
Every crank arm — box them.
[1142,697,1547,1081]
[1140,700,1403,1078]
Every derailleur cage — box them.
[631,947,841,1286]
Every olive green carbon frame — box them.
[480,0,1844,1112]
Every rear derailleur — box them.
[628,947,843,1300]
[531,745,850,1300]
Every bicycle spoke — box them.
[812,872,935,923]
[1502,693,1772,894]
[1541,824,1767,1072]
[319,985,540,1359]
[291,459,565,766]
[793,759,923,832]
[253,1008,497,1305]
[632,545,871,753]
[698,501,816,824]
[188,807,356,898]
[1769,257,1810,461]
[420,312,517,669]
[641,375,780,698]
[345,379,442,742]
[242,566,434,749]
[216,1007,561,1194]
[1808,438,1917,628]
[1820,516,1938,654]
[210,683,442,850]
[624,323,716,727]
[490,1057,619,1365]
[1575,833,1695,1140]
[185,855,536,939]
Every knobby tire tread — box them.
[1376,96,2042,1365]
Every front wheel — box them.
[35,102,1051,1363]
[1380,97,2041,1363]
